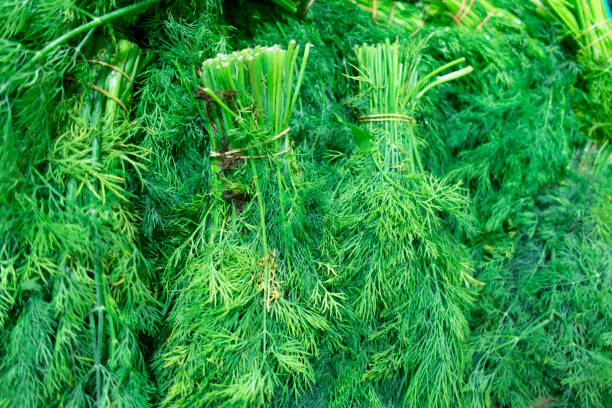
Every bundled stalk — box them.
[155,42,338,407]
[269,0,301,14]
[529,0,612,63]
[346,0,425,32]
[323,39,476,406]
[527,0,612,140]
[0,1,160,212]
[428,0,522,30]
[0,39,158,407]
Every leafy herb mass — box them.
[0,1,610,407]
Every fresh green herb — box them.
[0,39,158,407]
[322,39,477,407]
[154,41,339,407]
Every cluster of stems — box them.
[352,39,473,173]
[531,0,612,62]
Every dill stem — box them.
[276,167,293,260]
[288,44,311,123]
[93,249,104,408]
[88,39,135,407]
[494,318,552,352]
[90,110,104,408]
[174,62,223,242]
[89,86,105,408]
[251,159,270,355]
[31,0,159,65]
[271,0,298,14]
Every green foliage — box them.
[418,11,610,407]
[422,22,580,234]
[0,38,159,407]
[1,1,610,407]
[466,167,612,408]
[133,10,228,284]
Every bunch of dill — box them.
[0,2,164,405]
[1,1,609,407]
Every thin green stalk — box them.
[270,0,298,14]
[251,159,270,355]
[417,65,474,99]
[410,57,465,98]
[87,40,139,408]
[276,167,290,252]
[288,44,312,125]
[32,0,159,65]
[87,78,106,408]
[202,88,240,119]
[175,63,223,243]
[491,318,552,353]
[1,0,159,96]
[93,245,104,408]
[88,91,105,407]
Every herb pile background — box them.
[0,1,610,407]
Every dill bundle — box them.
[530,0,612,62]
[0,0,159,203]
[154,42,339,407]
[320,39,476,407]
[0,38,158,407]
